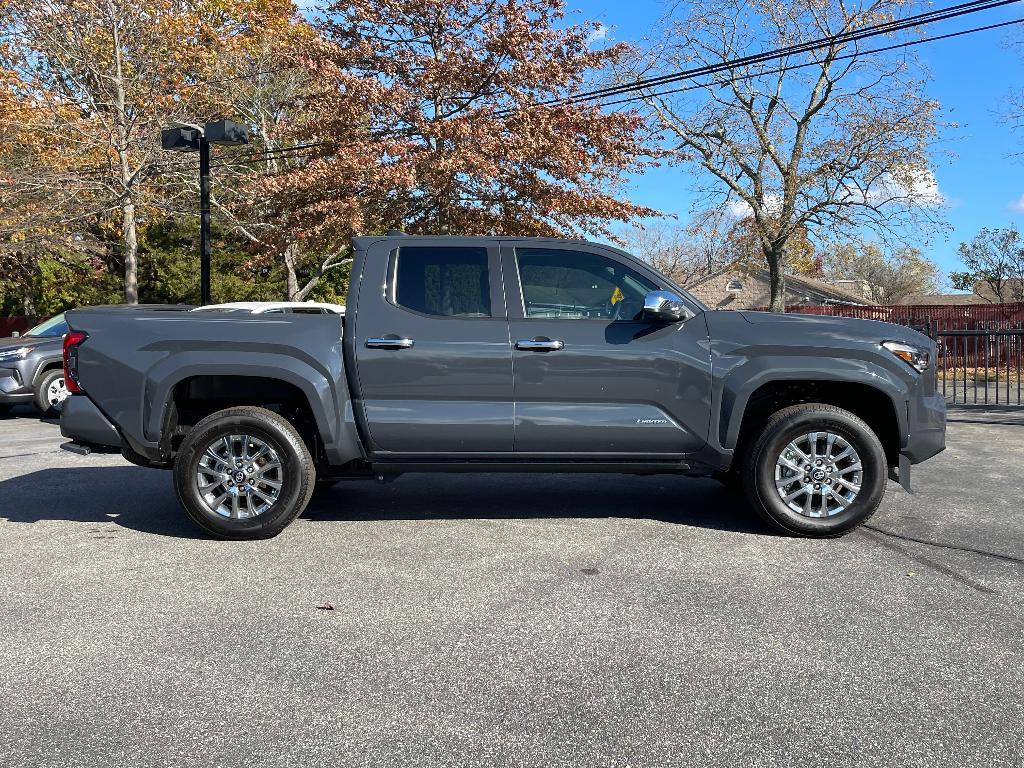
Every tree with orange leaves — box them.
[259,0,658,298]
[0,0,300,304]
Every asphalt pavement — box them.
[1,404,1022,767]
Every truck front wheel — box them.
[741,403,887,537]
[173,407,316,540]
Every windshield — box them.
[25,314,68,337]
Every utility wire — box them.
[597,15,1024,109]
[541,0,1023,107]
[150,0,1024,173]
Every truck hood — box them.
[737,310,931,347]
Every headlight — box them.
[882,340,929,373]
[0,346,33,362]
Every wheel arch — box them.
[727,376,905,468]
[31,356,64,385]
[146,360,363,467]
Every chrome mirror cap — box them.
[642,290,688,321]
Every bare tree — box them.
[823,241,942,305]
[951,226,1024,303]
[623,0,945,311]
[622,210,732,285]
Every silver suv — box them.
[0,314,71,417]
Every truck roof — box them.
[351,233,609,252]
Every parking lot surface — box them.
[1,405,1023,767]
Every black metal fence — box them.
[933,328,1024,406]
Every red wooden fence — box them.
[0,317,34,337]
[767,302,1024,331]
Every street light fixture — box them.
[161,119,249,305]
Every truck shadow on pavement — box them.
[303,473,768,535]
[0,466,206,538]
[0,466,769,538]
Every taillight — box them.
[63,331,88,393]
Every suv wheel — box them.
[173,407,316,540]
[741,403,887,537]
[34,369,69,416]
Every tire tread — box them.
[174,406,315,540]
[740,402,886,537]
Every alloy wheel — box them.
[774,431,863,518]
[195,434,283,519]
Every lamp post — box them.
[160,119,249,305]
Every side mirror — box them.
[642,290,688,322]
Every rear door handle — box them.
[515,338,564,351]
[366,337,415,349]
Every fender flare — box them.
[717,356,910,451]
[143,352,363,465]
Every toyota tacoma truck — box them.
[59,234,946,540]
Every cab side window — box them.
[395,246,491,317]
[516,248,656,320]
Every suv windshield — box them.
[25,314,68,337]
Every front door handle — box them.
[515,337,564,351]
[366,337,415,350]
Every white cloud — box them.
[724,194,782,219]
[1009,194,1024,214]
[863,167,944,207]
[586,23,610,46]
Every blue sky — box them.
[570,0,1024,278]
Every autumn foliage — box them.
[265,0,657,250]
[1,0,659,307]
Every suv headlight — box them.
[882,340,929,373]
[0,346,33,362]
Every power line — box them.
[539,0,1022,108]
[597,15,1024,109]
[209,141,334,168]
[151,1,1024,174]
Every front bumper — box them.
[0,363,33,403]
[902,391,947,464]
[60,394,122,448]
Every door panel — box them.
[503,244,712,456]
[353,240,513,454]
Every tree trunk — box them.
[283,242,300,300]
[109,4,138,304]
[122,200,138,304]
[766,243,787,313]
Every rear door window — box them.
[395,246,491,317]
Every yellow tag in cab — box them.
[610,286,624,305]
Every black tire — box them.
[741,403,887,537]
[33,368,68,416]
[173,406,315,540]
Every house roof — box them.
[685,264,866,305]
[895,293,986,306]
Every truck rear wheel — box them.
[741,403,887,537]
[173,406,316,540]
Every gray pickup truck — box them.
[60,234,946,540]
